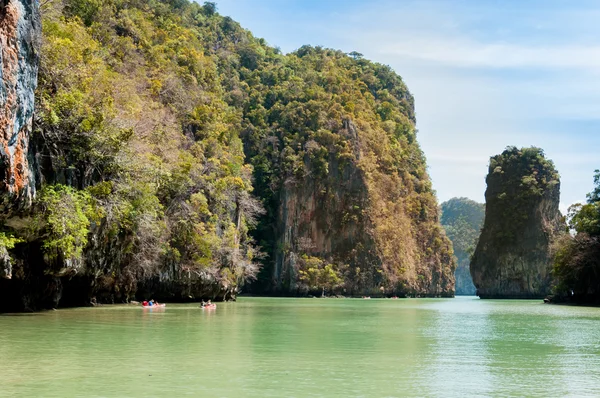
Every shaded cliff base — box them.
[0,278,457,312]
[544,294,600,306]
[0,283,455,313]
[477,293,547,299]
[246,291,455,299]
[0,269,237,313]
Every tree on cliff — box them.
[297,255,344,297]
[440,198,484,295]
[552,170,600,302]
[470,146,563,299]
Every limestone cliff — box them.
[0,0,253,311]
[242,45,457,297]
[272,128,379,293]
[0,0,39,212]
[270,125,456,297]
[0,0,455,311]
[470,147,564,299]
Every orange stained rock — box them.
[0,1,33,200]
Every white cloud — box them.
[376,39,600,70]
[337,4,600,208]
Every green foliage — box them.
[440,197,485,235]
[298,255,344,296]
[486,146,560,244]
[567,202,600,236]
[566,171,600,236]
[488,146,559,199]
[202,2,217,16]
[553,170,600,300]
[230,41,448,292]
[552,234,600,299]
[31,0,264,292]
[36,185,98,262]
[63,0,103,26]
[586,169,600,204]
[0,232,23,252]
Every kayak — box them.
[142,304,166,308]
[201,304,216,310]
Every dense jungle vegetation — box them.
[552,170,600,302]
[31,0,272,299]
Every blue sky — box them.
[212,0,600,211]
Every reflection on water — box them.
[1,297,600,397]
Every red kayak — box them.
[142,304,166,308]
[201,304,216,310]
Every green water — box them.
[2,297,600,397]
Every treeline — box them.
[552,170,600,303]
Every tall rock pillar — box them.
[470,147,564,298]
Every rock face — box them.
[272,134,378,293]
[440,197,484,295]
[0,0,38,287]
[0,0,39,212]
[265,115,456,297]
[237,46,456,297]
[470,147,564,299]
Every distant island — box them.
[440,198,484,295]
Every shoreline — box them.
[1,294,565,314]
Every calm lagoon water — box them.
[2,297,600,397]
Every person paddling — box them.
[200,300,214,308]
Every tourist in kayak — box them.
[200,300,213,308]
[143,299,157,307]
